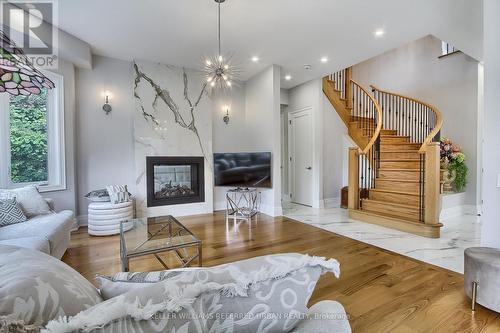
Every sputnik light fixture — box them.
[203,0,240,90]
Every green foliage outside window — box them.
[9,89,49,183]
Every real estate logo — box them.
[1,0,58,69]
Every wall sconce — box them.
[223,106,230,125]
[102,91,112,115]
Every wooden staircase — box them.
[323,69,443,238]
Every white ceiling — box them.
[57,0,482,89]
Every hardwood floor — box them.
[63,212,500,332]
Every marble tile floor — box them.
[282,202,482,273]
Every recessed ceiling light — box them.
[374,29,385,37]
[285,75,292,81]
[251,56,259,62]
[320,57,328,63]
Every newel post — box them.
[348,147,359,210]
[345,67,353,109]
[424,142,441,225]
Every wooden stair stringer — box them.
[323,77,368,150]
[323,77,351,125]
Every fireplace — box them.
[146,156,205,207]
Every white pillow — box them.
[0,245,103,327]
[106,185,131,204]
[0,185,51,218]
[96,268,200,300]
[48,254,341,333]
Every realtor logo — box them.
[1,0,58,68]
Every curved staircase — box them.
[323,69,443,238]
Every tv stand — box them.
[225,188,260,220]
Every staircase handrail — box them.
[370,85,443,153]
[352,80,382,154]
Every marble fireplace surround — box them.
[133,61,214,217]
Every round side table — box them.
[88,201,134,236]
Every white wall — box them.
[244,65,282,216]
[323,95,349,203]
[212,85,247,210]
[280,88,289,105]
[481,0,500,248]
[352,35,481,207]
[75,56,135,219]
[212,66,282,215]
[74,57,283,220]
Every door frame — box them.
[288,106,313,206]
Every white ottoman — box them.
[88,201,134,236]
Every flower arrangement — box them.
[440,138,468,192]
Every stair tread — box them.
[381,150,422,153]
[380,135,410,138]
[362,198,419,209]
[377,177,420,182]
[359,209,421,224]
[370,188,420,196]
[380,158,421,162]
[379,168,421,171]
[380,142,421,145]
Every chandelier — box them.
[0,30,55,96]
[203,0,240,90]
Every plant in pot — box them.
[440,138,468,193]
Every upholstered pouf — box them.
[464,247,500,312]
[88,201,134,236]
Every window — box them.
[0,71,65,192]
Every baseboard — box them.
[214,200,282,217]
[214,201,226,211]
[322,197,341,208]
[312,199,324,209]
[76,214,88,227]
[439,205,479,220]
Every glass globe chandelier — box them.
[203,0,240,90]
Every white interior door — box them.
[290,108,313,206]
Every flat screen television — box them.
[214,152,272,188]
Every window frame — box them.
[0,70,66,192]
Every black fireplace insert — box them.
[146,156,205,207]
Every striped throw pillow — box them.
[105,185,131,204]
[0,198,27,227]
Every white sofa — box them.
[0,199,75,259]
[0,247,351,333]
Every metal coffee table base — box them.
[121,241,202,272]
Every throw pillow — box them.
[105,185,130,204]
[96,268,199,300]
[0,198,27,227]
[84,189,111,202]
[0,245,103,327]
[48,253,340,333]
[0,186,51,218]
[0,315,40,333]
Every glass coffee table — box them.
[120,215,202,272]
